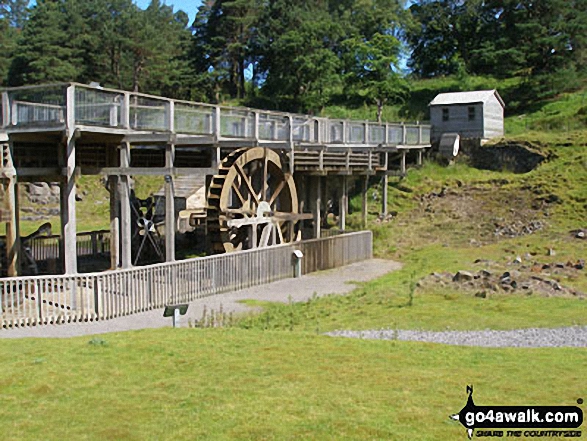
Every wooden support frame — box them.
[381,175,388,217]
[108,175,120,269]
[119,141,132,269]
[165,143,175,262]
[2,139,20,276]
[60,85,78,275]
[362,175,368,228]
[314,176,322,239]
[339,176,347,231]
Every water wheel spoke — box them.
[231,182,247,205]
[235,162,260,205]
[276,221,285,244]
[262,152,268,202]
[268,180,285,206]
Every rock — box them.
[479,269,492,278]
[575,260,585,270]
[577,231,586,239]
[514,256,522,264]
[27,182,51,197]
[453,270,474,282]
[548,248,556,256]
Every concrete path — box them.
[0,259,401,339]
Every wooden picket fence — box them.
[0,231,372,328]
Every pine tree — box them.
[9,0,82,85]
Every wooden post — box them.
[2,92,10,127]
[339,176,347,231]
[401,150,407,175]
[108,175,120,269]
[61,85,77,274]
[362,175,368,228]
[119,142,132,269]
[5,176,19,277]
[167,100,175,133]
[122,93,130,129]
[288,115,294,171]
[165,143,175,262]
[417,149,423,166]
[314,176,321,239]
[214,107,221,140]
[2,139,19,276]
[381,174,388,217]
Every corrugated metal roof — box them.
[429,90,505,107]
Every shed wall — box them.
[483,96,504,139]
[430,103,484,142]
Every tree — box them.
[9,0,82,85]
[191,0,260,101]
[343,33,408,122]
[251,0,353,112]
[406,0,484,77]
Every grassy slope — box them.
[0,329,584,441]
[237,128,587,333]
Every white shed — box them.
[429,90,505,143]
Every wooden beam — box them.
[381,175,388,217]
[119,142,132,269]
[15,167,61,177]
[314,176,321,239]
[339,176,347,231]
[362,175,368,228]
[108,175,120,270]
[86,167,218,176]
[165,143,175,262]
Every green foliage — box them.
[343,33,408,122]
[407,0,587,98]
[7,0,192,96]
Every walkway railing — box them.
[0,231,372,328]
[1,83,431,147]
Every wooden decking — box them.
[1,82,430,176]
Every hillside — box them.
[235,82,587,332]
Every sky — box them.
[135,0,201,25]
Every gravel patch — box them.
[327,327,587,347]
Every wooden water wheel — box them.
[207,147,306,253]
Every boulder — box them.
[453,270,474,282]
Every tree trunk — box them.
[376,99,383,123]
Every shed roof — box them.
[429,90,505,108]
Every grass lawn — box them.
[0,329,584,441]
